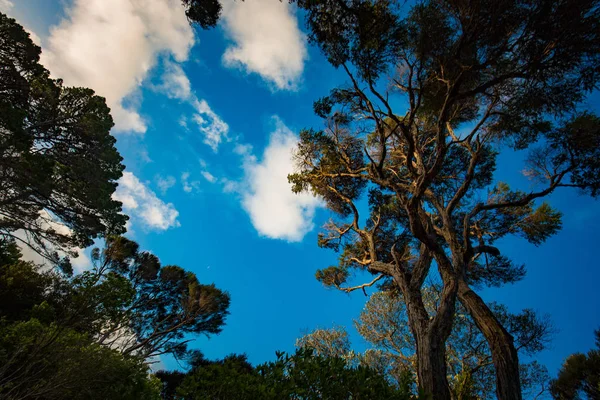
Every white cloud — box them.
[155,175,176,194]
[221,178,239,194]
[221,0,307,90]
[14,211,92,273]
[181,172,200,193]
[40,0,195,133]
[138,148,153,163]
[25,28,41,46]
[233,143,253,157]
[114,172,180,230]
[201,171,217,183]
[192,98,229,152]
[0,0,12,13]
[157,60,191,100]
[239,118,321,242]
[18,241,91,273]
[70,250,92,273]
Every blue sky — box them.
[4,0,600,379]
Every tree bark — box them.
[399,278,453,400]
[414,329,452,400]
[458,279,522,400]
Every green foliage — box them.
[0,245,160,400]
[0,236,228,398]
[75,236,231,359]
[295,326,352,359]
[551,329,600,399]
[174,349,414,400]
[298,289,553,399]
[547,112,600,197]
[0,13,127,259]
[0,319,159,400]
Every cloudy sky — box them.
[5,0,600,375]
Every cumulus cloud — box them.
[18,242,91,273]
[40,0,195,133]
[221,0,307,90]
[192,98,229,152]
[26,29,41,46]
[239,119,321,242]
[114,172,180,230]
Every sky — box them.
[3,0,600,379]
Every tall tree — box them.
[0,13,126,261]
[296,325,352,359]
[288,0,600,398]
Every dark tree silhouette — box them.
[181,0,224,29]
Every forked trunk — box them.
[458,279,522,400]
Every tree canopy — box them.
[159,349,413,400]
[0,235,230,399]
[551,329,600,399]
[0,12,127,262]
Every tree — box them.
[297,288,552,398]
[171,349,413,399]
[181,0,223,29]
[551,328,600,399]
[78,236,231,359]
[0,13,127,261]
[295,325,352,359]
[0,236,229,398]
[0,240,161,400]
[355,289,552,398]
[288,0,600,398]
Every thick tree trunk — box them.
[400,280,453,400]
[458,279,522,400]
[414,330,452,400]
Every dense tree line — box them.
[156,349,412,399]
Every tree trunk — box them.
[400,280,453,400]
[414,330,452,400]
[458,279,522,400]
